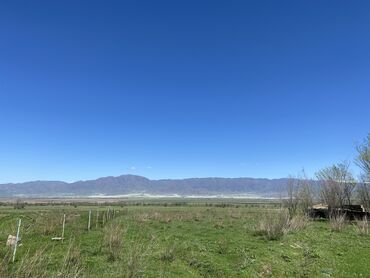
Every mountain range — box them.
[0,174,291,198]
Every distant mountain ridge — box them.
[0,174,291,197]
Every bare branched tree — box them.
[297,170,314,213]
[358,183,370,210]
[356,134,370,180]
[284,176,300,217]
[316,161,356,208]
[356,134,370,209]
[284,170,314,217]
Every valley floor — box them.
[0,204,369,277]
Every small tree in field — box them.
[316,161,356,208]
[14,199,25,209]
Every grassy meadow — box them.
[0,202,369,277]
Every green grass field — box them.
[0,204,369,277]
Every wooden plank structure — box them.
[309,204,370,219]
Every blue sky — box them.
[0,0,369,183]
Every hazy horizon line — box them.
[1,173,296,185]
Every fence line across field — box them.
[10,208,120,263]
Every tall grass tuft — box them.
[254,210,290,240]
[34,212,62,236]
[354,216,368,236]
[159,244,176,262]
[0,249,12,277]
[102,222,124,262]
[56,240,84,278]
[13,249,50,278]
[287,214,310,232]
[124,243,149,278]
[329,213,346,231]
[254,210,309,240]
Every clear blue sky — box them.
[0,1,369,183]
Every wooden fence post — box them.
[62,214,66,242]
[88,210,91,231]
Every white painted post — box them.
[88,210,91,231]
[12,218,21,262]
[62,214,66,242]
[96,211,99,229]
